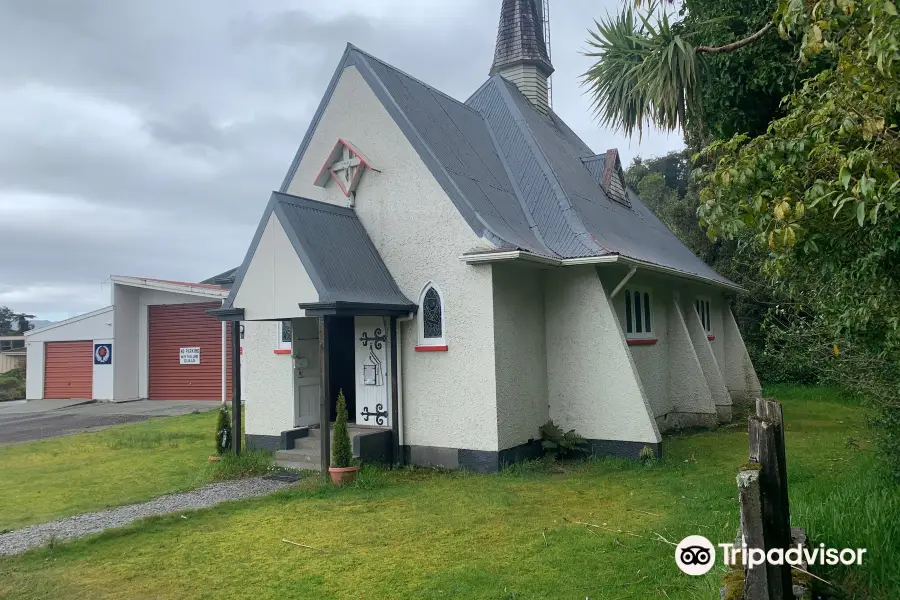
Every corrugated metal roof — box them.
[272,193,414,307]
[358,50,552,255]
[467,77,599,258]
[272,44,735,289]
[467,76,735,287]
[201,267,237,287]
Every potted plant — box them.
[211,403,231,462]
[328,389,359,484]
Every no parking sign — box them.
[94,343,112,365]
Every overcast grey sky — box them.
[0,0,683,321]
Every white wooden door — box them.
[293,318,320,427]
[354,316,391,427]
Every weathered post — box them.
[749,411,793,599]
[757,399,791,533]
[738,466,769,599]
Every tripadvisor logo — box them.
[675,535,867,576]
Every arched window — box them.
[417,283,446,349]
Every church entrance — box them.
[327,317,356,423]
[291,315,393,430]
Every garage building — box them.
[25,276,234,401]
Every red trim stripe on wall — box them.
[626,339,658,346]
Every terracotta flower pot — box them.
[328,466,360,485]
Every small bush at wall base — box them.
[215,405,232,456]
[539,420,585,460]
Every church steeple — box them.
[490,0,554,114]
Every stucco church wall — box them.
[233,214,318,321]
[243,320,293,438]
[723,308,762,403]
[544,267,660,449]
[492,264,548,451]
[285,65,499,453]
[600,270,672,419]
[600,268,737,431]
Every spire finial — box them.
[490,0,554,113]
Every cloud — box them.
[0,0,682,320]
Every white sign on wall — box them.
[179,347,201,365]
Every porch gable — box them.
[222,192,415,322]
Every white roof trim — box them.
[459,250,562,267]
[110,276,229,298]
[460,251,745,292]
[24,305,114,337]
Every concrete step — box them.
[277,426,388,470]
[276,445,319,460]
[304,426,375,440]
[275,459,322,472]
[275,447,322,471]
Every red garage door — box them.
[44,341,93,399]
[148,302,232,400]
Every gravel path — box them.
[0,477,294,556]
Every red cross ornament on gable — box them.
[313,138,378,198]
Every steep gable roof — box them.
[278,45,735,289]
[279,45,552,257]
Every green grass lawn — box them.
[0,412,217,531]
[1,386,896,599]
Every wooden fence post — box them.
[748,409,794,600]
[739,467,769,599]
[757,399,791,534]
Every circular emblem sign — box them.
[94,343,112,365]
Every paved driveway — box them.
[0,400,220,444]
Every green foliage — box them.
[625,152,793,382]
[583,3,702,137]
[696,0,900,478]
[0,367,25,401]
[680,0,826,146]
[586,0,900,477]
[0,306,34,335]
[638,445,657,462]
[215,404,231,456]
[582,0,808,141]
[331,389,353,468]
[539,420,585,459]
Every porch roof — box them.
[213,192,416,321]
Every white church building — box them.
[215,0,760,472]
